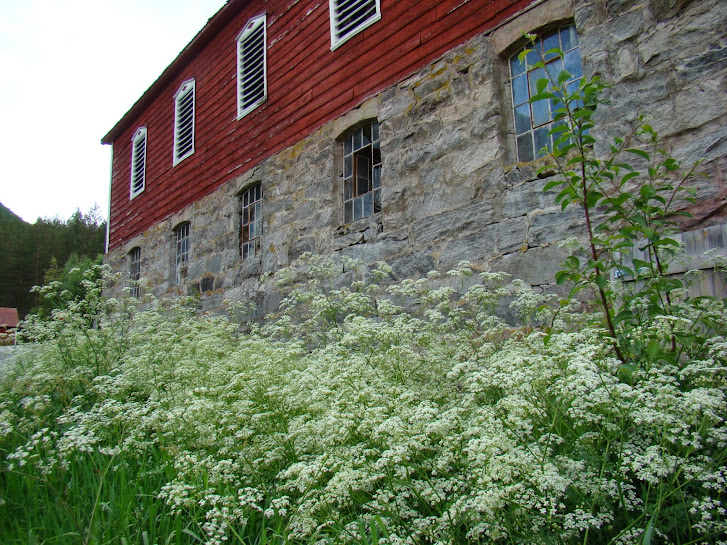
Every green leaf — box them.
[572,108,594,120]
[518,49,531,64]
[653,237,679,248]
[530,91,557,102]
[564,255,580,269]
[662,277,684,291]
[555,270,571,285]
[543,180,565,191]
[614,309,634,323]
[632,259,653,275]
[556,187,576,206]
[620,171,640,186]
[617,363,634,383]
[641,514,655,545]
[586,189,604,208]
[639,185,656,199]
[557,70,572,85]
[646,340,661,358]
[663,157,679,171]
[626,148,650,161]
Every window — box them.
[240,183,262,260]
[173,79,195,165]
[129,247,141,298]
[237,14,267,119]
[175,222,190,283]
[329,0,381,50]
[343,121,381,223]
[130,127,147,199]
[509,24,582,162]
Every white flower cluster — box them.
[1,259,725,544]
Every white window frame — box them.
[329,0,381,50]
[237,14,267,119]
[173,79,196,166]
[130,127,147,200]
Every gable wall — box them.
[108,0,535,251]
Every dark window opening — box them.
[343,121,381,223]
[175,222,190,283]
[241,184,262,260]
[129,247,141,298]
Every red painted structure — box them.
[0,307,19,335]
[102,0,536,251]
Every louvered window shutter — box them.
[330,0,380,49]
[173,79,195,165]
[130,127,147,199]
[237,14,267,119]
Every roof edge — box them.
[101,0,247,145]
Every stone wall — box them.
[105,0,727,316]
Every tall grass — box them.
[1,260,725,544]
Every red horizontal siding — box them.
[107,0,536,250]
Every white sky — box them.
[0,0,226,224]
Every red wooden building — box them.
[102,0,727,310]
[0,307,19,341]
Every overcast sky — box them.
[0,0,226,223]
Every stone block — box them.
[188,260,205,280]
[340,237,408,265]
[496,245,571,286]
[614,44,639,82]
[505,164,539,186]
[598,73,670,122]
[237,257,262,280]
[451,142,499,177]
[608,9,644,42]
[389,251,436,280]
[206,254,222,274]
[423,127,468,160]
[503,178,558,219]
[668,81,727,134]
[673,124,727,166]
[606,0,642,14]
[411,201,497,245]
[676,45,727,85]
[528,207,585,247]
[648,0,699,22]
[438,217,526,268]
[200,275,215,293]
[290,236,317,260]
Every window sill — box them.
[238,255,262,279]
[334,215,383,250]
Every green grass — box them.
[1,444,203,545]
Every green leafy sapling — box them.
[521,33,705,365]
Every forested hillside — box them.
[0,202,105,318]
